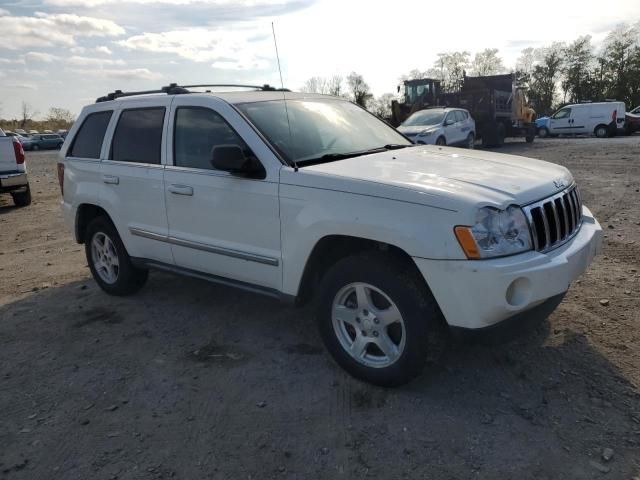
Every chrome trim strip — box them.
[524,208,539,251]
[549,199,561,243]
[522,185,583,254]
[129,227,279,266]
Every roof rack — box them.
[95,83,289,103]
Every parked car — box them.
[0,128,31,206]
[397,108,476,148]
[547,102,626,138]
[28,130,39,135]
[59,86,602,386]
[535,116,551,137]
[4,132,29,144]
[625,110,640,135]
[23,133,64,151]
[14,129,28,136]
[57,130,69,139]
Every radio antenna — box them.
[271,21,296,171]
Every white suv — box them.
[59,84,602,386]
[397,108,476,148]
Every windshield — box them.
[237,98,410,165]
[401,110,445,127]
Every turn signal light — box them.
[454,226,481,259]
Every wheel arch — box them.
[75,203,114,244]
[295,234,425,306]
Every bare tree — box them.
[46,107,75,129]
[516,47,538,75]
[327,75,343,96]
[346,72,373,107]
[367,93,395,118]
[470,48,506,76]
[301,76,329,94]
[433,51,470,90]
[20,101,36,129]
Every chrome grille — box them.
[523,186,583,252]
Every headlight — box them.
[419,129,434,136]
[454,206,532,259]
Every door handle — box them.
[102,175,119,185]
[168,184,194,196]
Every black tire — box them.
[85,216,148,296]
[32,144,40,151]
[538,127,549,138]
[495,123,506,147]
[435,136,446,146]
[11,186,31,207]
[316,252,447,387]
[525,133,535,143]
[466,133,475,149]
[594,124,608,138]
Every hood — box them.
[294,145,573,212]
[397,125,438,135]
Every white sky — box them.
[0,0,638,118]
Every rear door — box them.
[570,106,588,133]
[99,98,174,264]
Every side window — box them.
[445,112,456,125]
[174,107,253,171]
[454,111,465,123]
[68,111,113,159]
[553,108,571,119]
[111,108,165,164]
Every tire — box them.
[435,136,446,146]
[495,123,506,147]
[525,133,535,143]
[11,186,31,207]
[316,252,447,387]
[595,125,608,138]
[538,127,549,138]
[466,133,475,149]
[32,144,40,151]
[85,216,148,296]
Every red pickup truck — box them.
[0,128,31,206]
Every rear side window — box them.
[111,108,165,164]
[174,107,251,170]
[68,111,113,159]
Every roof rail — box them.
[95,82,289,103]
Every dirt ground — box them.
[1,137,639,479]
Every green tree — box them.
[528,43,565,114]
[561,36,595,103]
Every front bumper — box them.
[0,172,28,191]
[413,206,602,329]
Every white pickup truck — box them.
[60,86,602,386]
[0,128,31,206]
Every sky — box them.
[0,0,638,119]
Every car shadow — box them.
[1,272,638,479]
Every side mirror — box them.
[444,119,455,126]
[211,145,264,178]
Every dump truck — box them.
[391,74,537,147]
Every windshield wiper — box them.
[297,144,412,166]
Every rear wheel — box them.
[495,123,506,147]
[435,136,446,146]
[11,186,31,207]
[85,216,148,296]
[595,125,608,138]
[466,133,475,149]
[317,253,446,387]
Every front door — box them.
[164,98,281,290]
[548,107,572,134]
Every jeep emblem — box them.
[553,179,566,189]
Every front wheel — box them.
[538,127,549,138]
[317,253,446,387]
[85,216,148,296]
[595,125,608,138]
[466,133,475,149]
[32,144,40,151]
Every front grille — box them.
[523,186,583,252]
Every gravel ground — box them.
[1,137,639,479]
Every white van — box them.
[547,102,626,138]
